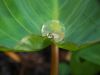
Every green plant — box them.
[0,0,100,75]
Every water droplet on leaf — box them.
[41,20,65,42]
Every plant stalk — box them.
[4,52,21,62]
[50,43,59,75]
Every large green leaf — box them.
[70,41,100,75]
[0,0,100,50]
[71,52,100,75]
[78,41,100,65]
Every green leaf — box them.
[15,35,52,51]
[78,41,100,65]
[60,0,100,46]
[0,0,100,51]
[0,46,11,51]
[59,62,71,75]
[71,52,100,75]
[58,41,79,51]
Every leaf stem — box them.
[4,52,21,62]
[50,43,59,75]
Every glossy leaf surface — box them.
[0,0,100,51]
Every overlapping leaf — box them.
[15,35,52,51]
[78,41,100,65]
[71,52,100,75]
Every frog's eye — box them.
[41,20,65,42]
